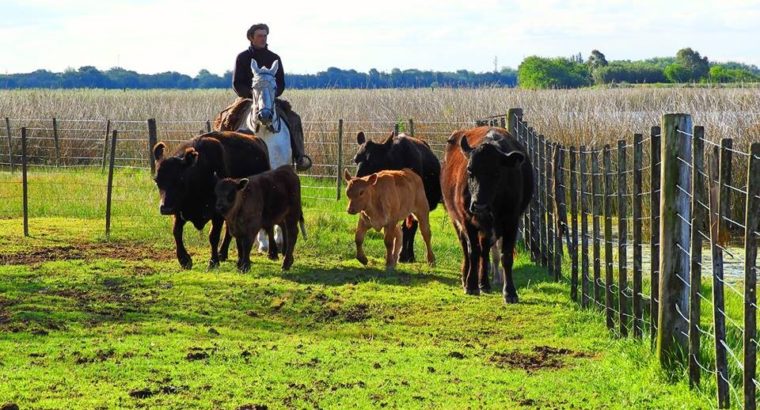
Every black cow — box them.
[353,131,441,263]
[440,127,532,303]
[152,131,269,269]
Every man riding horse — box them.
[220,23,311,171]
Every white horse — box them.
[237,60,293,252]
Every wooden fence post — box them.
[618,139,629,338]
[147,119,157,174]
[539,134,547,267]
[656,113,691,371]
[105,130,118,239]
[570,146,579,302]
[336,119,343,200]
[633,133,644,339]
[603,145,614,329]
[408,118,415,137]
[205,120,212,133]
[743,142,760,410]
[393,123,399,136]
[651,126,661,343]
[5,117,13,172]
[101,119,111,171]
[21,127,28,237]
[592,149,602,306]
[580,146,590,308]
[52,117,61,168]
[547,142,555,278]
[554,145,564,280]
[688,126,705,387]
[710,141,730,408]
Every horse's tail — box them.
[299,214,307,240]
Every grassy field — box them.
[0,168,714,409]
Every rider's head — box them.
[247,23,269,50]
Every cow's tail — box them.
[299,214,307,240]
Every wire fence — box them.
[503,108,760,410]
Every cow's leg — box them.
[282,221,297,271]
[355,217,370,265]
[383,223,400,272]
[464,225,481,295]
[266,227,278,261]
[478,233,492,293]
[172,217,192,269]
[239,234,255,273]
[415,212,435,267]
[399,216,417,263]
[208,216,224,269]
[502,230,519,304]
[456,228,470,289]
[236,235,246,271]
[219,224,232,262]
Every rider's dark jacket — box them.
[232,45,285,99]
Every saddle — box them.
[213,97,293,132]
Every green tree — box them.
[674,47,709,81]
[663,63,691,83]
[517,56,590,89]
[587,50,608,69]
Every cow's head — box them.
[459,132,524,216]
[214,177,248,216]
[153,143,200,215]
[353,131,394,177]
[344,168,377,215]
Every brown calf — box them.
[343,168,434,271]
[215,165,305,272]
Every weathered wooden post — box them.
[650,126,661,342]
[5,117,13,172]
[147,119,157,174]
[592,150,602,305]
[580,146,590,308]
[21,127,28,237]
[743,142,760,410]
[205,120,212,133]
[408,118,415,137]
[105,130,118,239]
[539,134,547,266]
[656,113,691,371]
[603,145,614,329]
[688,126,705,387]
[52,117,61,167]
[101,119,111,171]
[547,142,555,278]
[633,133,643,339]
[618,139,629,338]
[570,146,579,302]
[553,145,564,280]
[336,119,343,200]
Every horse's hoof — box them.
[503,294,519,304]
[178,255,193,270]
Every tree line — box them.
[0,66,518,90]
[2,48,757,90]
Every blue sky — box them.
[2,0,759,76]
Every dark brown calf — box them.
[215,165,305,272]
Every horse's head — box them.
[250,60,279,131]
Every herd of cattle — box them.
[151,126,533,303]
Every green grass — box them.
[0,168,713,408]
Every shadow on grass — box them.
[281,264,461,288]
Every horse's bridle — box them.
[251,72,281,133]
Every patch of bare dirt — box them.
[489,345,591,373]
[0,242,174,265]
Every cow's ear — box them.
[356,131,366,145]
[368,173,378,186]
[153,142,166,161]
[343,168,352,182]
[460,136,474,156]
[183,148,199,166]
[500,151,525,167]
[382,132,394,147]
[237,178,249,190]
[446,130,463,145]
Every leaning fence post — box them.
[743,142,760,410]
[618,139,629,338]
[336,119,343,200]
[580,146,590,308]
[21,127,28,237]
[6,117,14,172]
[656,113,692,371]
[709,144,730,409]
[105,130,118,239]
[650,126,661,343]
[603,144,614,329]
[101,119,111,171]
[570,146,579,302]
[633,133,644,339]
[688,126,705,388]
[52,117,61,168]
[147,119,157,174]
